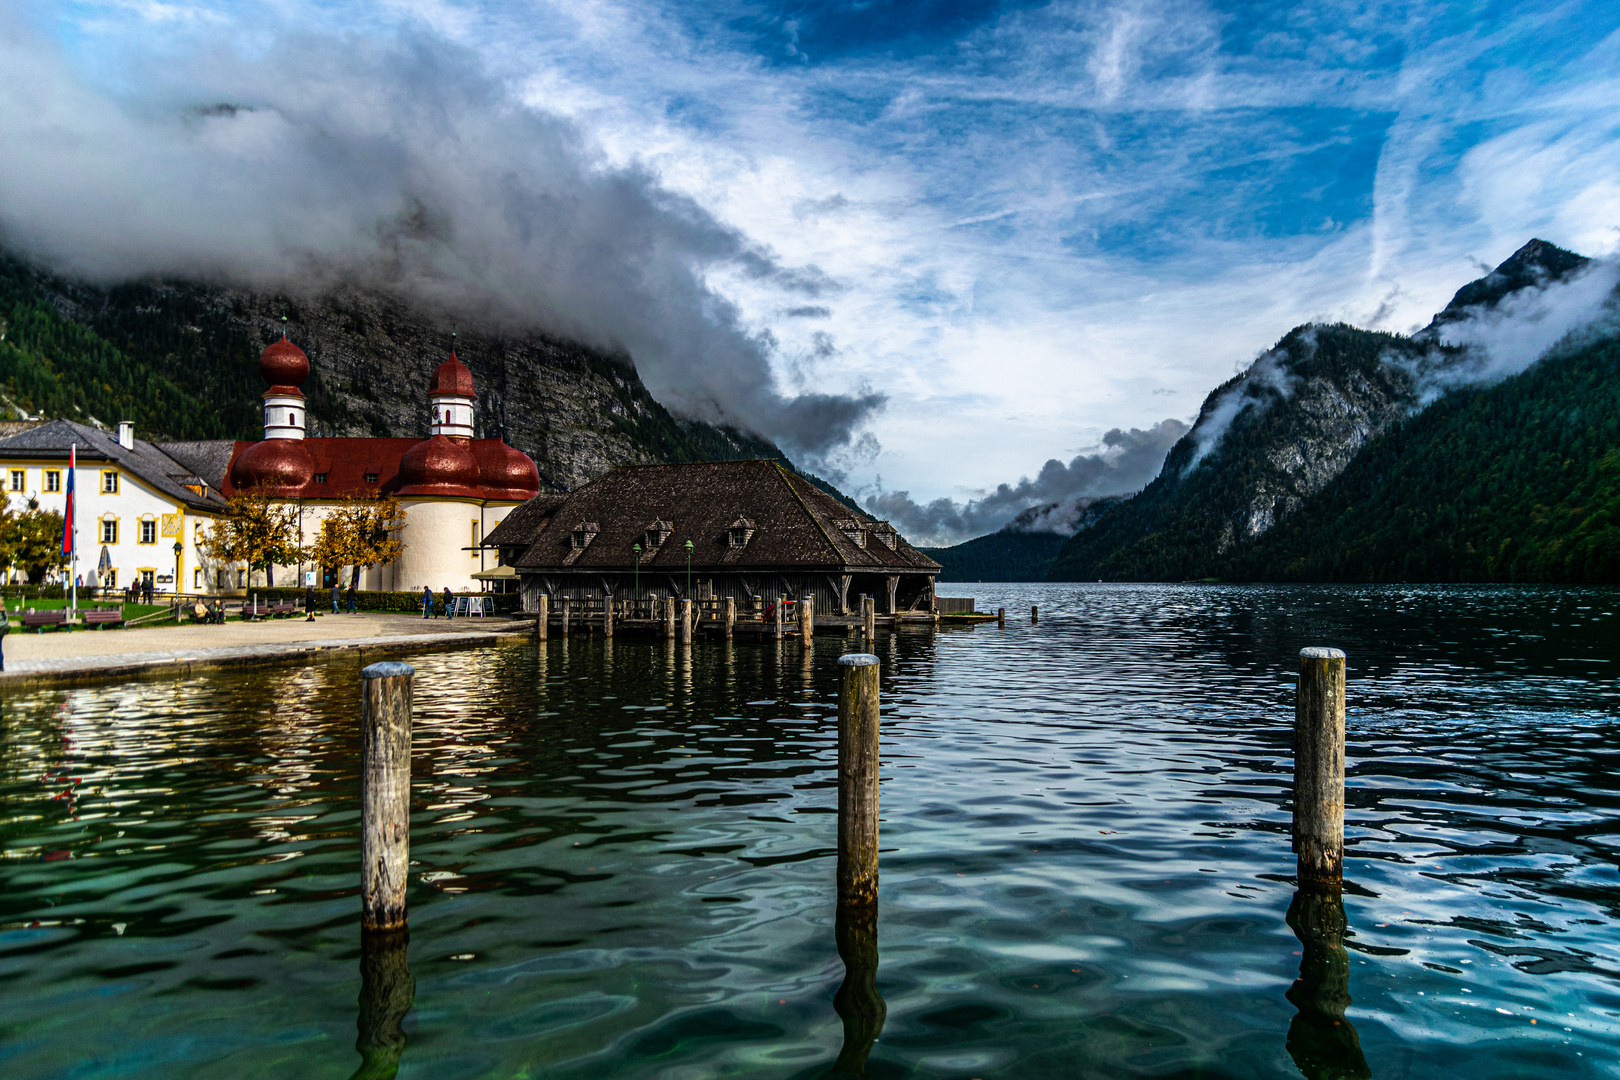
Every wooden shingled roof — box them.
[507,460,940,573]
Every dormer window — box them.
[313,472,328,484]
[728,517,756,549]
[834,518,866,548]
[364,472,379,485]
[571,522,600,549]
[873,526,897,550]
[643,519,674,549]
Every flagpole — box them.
[68,444,77,616]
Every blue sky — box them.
[10,0,1620,540]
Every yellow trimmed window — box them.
[102,471,119,494]
[8,469,23,492]
[139,518,157,544]
[101,518,118,544]
[470,520,480,559]
[44,470,60,492]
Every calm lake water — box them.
[2,583,1618,1079]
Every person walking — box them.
[304,583,317,621]
[443,586,454,620]
[422,585,433,619]
[330,581,340,614]
[346,585,357,613]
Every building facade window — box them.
[100,518,118,544]
[364,472,379,485]
[139,518,157,544]
[314,472,328,484]
[470,520,480,559]
[237,569,247,588]
[194,568,203,589]
[9,470,23,492]
[44,470,60,492]
[102,471,119,494]
[104,569,117,588]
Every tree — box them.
[308,491,407,589]
[7,507,67,583]
[201,487,301,586]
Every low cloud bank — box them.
[0,15,879,454]
[866,420,1188,546]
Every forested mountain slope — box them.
[0,251,817,492]
[1048,238,1611,583]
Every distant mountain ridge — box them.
[1047,239,1617,583]
[0,250,846,495]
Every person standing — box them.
[422,585,432,619]
[443,586,454,620]
[330,581,340,614]
[304,583,317,621]
[346,585,357,613]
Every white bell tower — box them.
[428,347,478,441]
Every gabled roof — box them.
[511,459,940,573]
[0,420,226,512]
[482,493,569,548]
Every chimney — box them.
[117,420,135,450]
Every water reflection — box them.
[1286,887,1370,1080]
[831,903,885,1078]
[351,930,414,1080]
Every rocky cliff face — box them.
[1048,238,1591,581]
[23,267,781,490]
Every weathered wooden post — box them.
[680,598,693,644]
[361,661,413,933]
[997,607,1005,627]
[800,594,814,643]
[603,596,613,639]
[862,595,875,640]
[725,596,735,640]
[838,653,881,908]
[560,596,571,638]
[535,594,548,641]
[1295,647,1347,886]
[774,596,784,640]
[1031,605,1038,624]
[663,597,676,639]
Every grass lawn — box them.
[0,596,336,629]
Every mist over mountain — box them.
[1049,239,1620,583]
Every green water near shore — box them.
[2,583,1617,1078]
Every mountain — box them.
[922,498,1124,581]
[1048,239,1611,582]
[0,251,838,493]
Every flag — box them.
[62,444,75,556]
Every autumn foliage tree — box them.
[0,502,67,583]
[308,491,407,590]
[201,487,301,586]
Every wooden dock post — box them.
[862,595,875,641]
[535,594,547,641]
[837,653,881,908]
[1295,647,1347,886]
[800,594,814,643]
[725,596,735,640]
[774,597,784,640]
[681,598,693,644]
[1031,605,1038,624]
[560,596,570,638]
[997,607,1005,627]
[603,596,613,639]
[361,661,413,932]
[663,597,676,639]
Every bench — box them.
[269,603,298,618]
[82,609,125,629]
[22,611,68,633]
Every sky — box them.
[4,0,1620,542]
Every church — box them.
[216,334,542,591]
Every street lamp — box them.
[632,543,641,612]
[684,539,693,600]
[172,540,183,597]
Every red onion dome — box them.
[428,351,477,397]
[472,440,541,500]
[396,434,481,496]
[231,438,314,495]
[259,334,310,389]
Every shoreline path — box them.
[0,613,531,685]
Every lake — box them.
[2,583,1617,1078]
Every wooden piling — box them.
[603,596,613,639]
[681,598,693,644]
[837,653,881,908]
[664,597,676,639]
[1294,647,1347,886]
[725,596,735,640]
[774,597,784,640]
[1031,605,1038,624]
[360,661,413,932]
[560,596,570,638]
[800,594,814,642]
[997,607,1005,627]
[862,596,875,640]
[535,594,548,641]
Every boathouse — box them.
[485,459,940,614]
